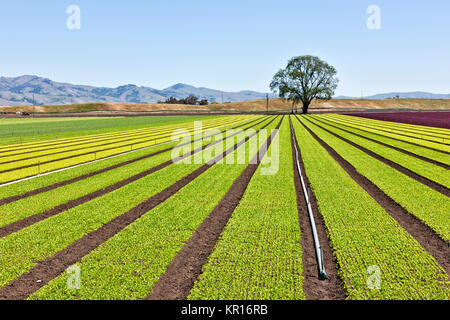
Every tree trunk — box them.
[291,101,296,114]
[302,101,310,114]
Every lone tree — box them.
[270,55,338,114]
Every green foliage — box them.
[0,157,202,289]
[270,56,338,114]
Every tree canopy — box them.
[270,55,338,114]
[158,95,209,105]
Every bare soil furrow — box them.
[289,116,346,300]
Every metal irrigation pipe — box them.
[291,121,328,280]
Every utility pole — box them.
[266,93,269,114]
[221,92,224,104]
[32,93,35,117]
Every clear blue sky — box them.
[1,0,449,96]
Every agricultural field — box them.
[0,115,224,146]
[0,113,448,300]
[347,111,450,129]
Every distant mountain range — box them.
[0,75,275,106]
[1,75,448,106]
[335,92,450,100]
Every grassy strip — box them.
[189,119,305,300]
[293,116,449,299]
[323,115,450,153]
[311,115,450,166]
[0,115,224,146]
[0,117,272,228]
[28,121,280,300]
[300,117,450,244]
[0,118,275,290]
[305,116,450,188]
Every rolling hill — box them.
[0,75,275,106]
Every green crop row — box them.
[299,117,450,244]
[304,116,450,188]
[189,118,305,300]
[28,120,281,300]
[323,115,450,153]
[309,115,450,166]
[293,116,449,299]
